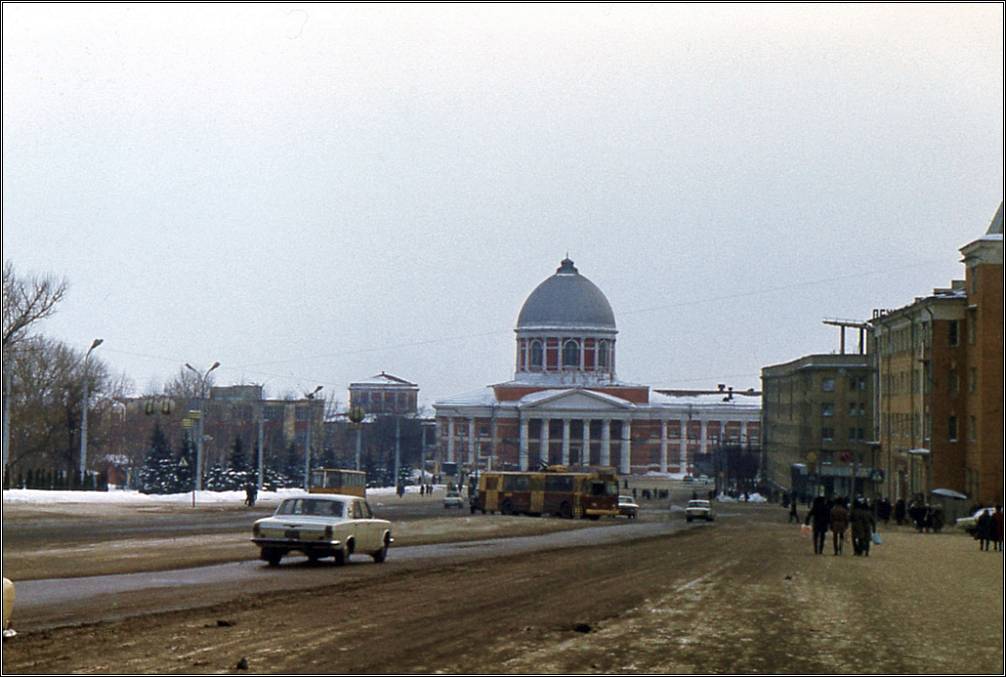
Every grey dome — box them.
[517,258,616,330]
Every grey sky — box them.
[3,4,1003,408]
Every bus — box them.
[472,466,619,519]
[309,468,367,497]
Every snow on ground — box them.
[2,484,435,505]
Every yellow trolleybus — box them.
[309,468,367,497]
[472,466,619,519]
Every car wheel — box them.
[687,516,693,522]
[559,502,573,519]
[264,549,282,567]
[334,545,347,566]
[372,536,390,563]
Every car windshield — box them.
[619,496,634,503]
[688,500,710,507]
[276,498,345,517]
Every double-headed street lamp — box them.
[185,361,220,492]
[79,338,104,485]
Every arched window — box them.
[597,340,609,369]
[530,340,544,369]
[562,339,580,368]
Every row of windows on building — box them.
[820,402,868,417]
[351,391,417,410]
[882,413,978,443]
[881,367,978,396]
[516,337,614,371]
[820,428,869,443]
[769,375,867,404]
[879,318,978,356]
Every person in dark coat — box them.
[976,509,993,551]
[789,499,799,524]
[851,497,876,556]
[830,497,850,555]
[994,506,1004,553]
[804,496,831,555]
[894,498,906,526]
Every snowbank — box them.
[2,484,434,505]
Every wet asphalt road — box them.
[13,519,701,630]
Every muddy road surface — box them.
[3,499,1001,674]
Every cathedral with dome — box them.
[432,258,760,475]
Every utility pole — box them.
[185,361,220,493]
[303,386,323,491]
[79,338,104,485]
[394,415,401,490]
[256,404,265,491]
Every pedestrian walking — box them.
[976,508,993,551]
[851,497,876,556]
[830,497,849,555]
[804,496,831,555]
[789,499,799,524]
[994,506,1004,553]
[894,498,907,526]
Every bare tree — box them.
[162,366,215,400]
[2,261,69,354]
[5,335,115,472]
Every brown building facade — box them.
[869,203,1003,505]
[761,354,875,499]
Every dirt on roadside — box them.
[3,504,1001,675]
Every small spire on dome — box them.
[556,256,578,275]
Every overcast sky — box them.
[3,3,1003,408]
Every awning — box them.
[930,487,968,500]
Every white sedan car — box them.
[252,494,393,567]
[685,499,715,522]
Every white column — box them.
[740,420,749,447]
[700,419,708,455]
[468,418,476,465]
[540,417,550,465]
[519,416,529,470]
[601,419,611,466]
[620,419,632,475]
[660,419,668,473]
[679,418,688,471]
[561,419,571,465]
[447,419,455,463]
[582,419,591,466]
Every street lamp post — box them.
[79,338,104,485]
[185,361,220,493]
[303,386,323,491]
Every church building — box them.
[433,258,760,475]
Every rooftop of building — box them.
[761,353,872,377]
[349,371,419,389]
[516,258,617,332]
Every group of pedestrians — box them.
[803,495,878,556]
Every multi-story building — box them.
[348,372,419,416]
[761,353,875,499]
[869,203,1003,505]
[103,384,325,485]
[433,258,760,475]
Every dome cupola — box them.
[514,258,618,384]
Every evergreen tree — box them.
[229,436,248,474]
[139,422,184,494]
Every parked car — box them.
[252,494,392,567]
[686,499,715,522]
[618,495,640,519]
[443,488,464,510]
[956,507,996,536]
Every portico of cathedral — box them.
[433,259,760,475]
